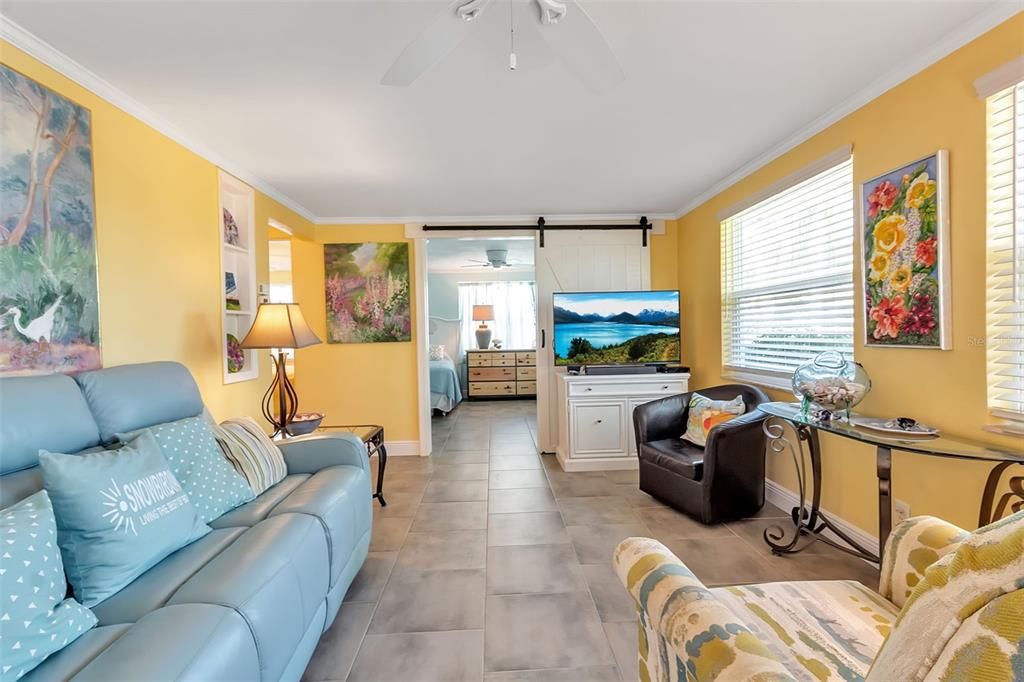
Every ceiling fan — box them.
[381,0,624,92]
[461,249,526,269]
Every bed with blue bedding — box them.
[429,316,464,414]
[430,357,463,413]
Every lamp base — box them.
[475,326,492,350]
[262,351,299,437]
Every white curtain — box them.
[458,281,537,351]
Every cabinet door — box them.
[571,401,626,456]
[627,397,660,456]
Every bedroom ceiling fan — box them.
[381,0,624,92]
[461,248,526,269]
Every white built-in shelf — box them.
[218,170,258,385]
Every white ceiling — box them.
[427,237,534,272]
[1,1,1014,221]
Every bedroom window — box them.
[985,75,1024,424]
[720,149,855,389]
[458,281,537,350]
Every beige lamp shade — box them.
[240,303,321,349]
[472,305,495,322]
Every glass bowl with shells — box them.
[792,351,871,420]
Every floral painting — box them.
[0,65,100,375]
[324,242,410,343]
[861,151,950,349]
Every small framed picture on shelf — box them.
[223,208,241,247]
[225,297,241,311]
[225,271,237,295]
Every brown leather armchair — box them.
[633,384,770,524]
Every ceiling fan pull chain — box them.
[509,0,517,70]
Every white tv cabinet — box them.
[556,372,690,472]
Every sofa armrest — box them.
[633,393,690,447]
[613,537,793,682]
[277,433,370,475]
[878,515,968,608]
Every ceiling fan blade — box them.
[381,0,495,86]
[460,263,489,268]
[536,0,624,93]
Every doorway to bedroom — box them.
[424,237,538,454]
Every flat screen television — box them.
[552,290,680,366]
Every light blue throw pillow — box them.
[39,432,210,607]
[0,491,97,681]
[119,416,255,524]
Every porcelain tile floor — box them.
[303,400,880,682]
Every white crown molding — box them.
[0,14,318,223]
[314,213,675,225]
[672,3,1023,220]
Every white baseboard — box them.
[764,478,880,558]
[385,440,420,457]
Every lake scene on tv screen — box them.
[553,291,680,365]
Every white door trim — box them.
[412,226,542,458]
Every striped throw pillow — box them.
[213,417,287,495]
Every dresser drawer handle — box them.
[595,419,603,424]
[661,385,669,389]
[585,387,593,392]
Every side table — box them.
[318,424,388,506]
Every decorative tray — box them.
[850,416,939,437]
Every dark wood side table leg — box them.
[877,446,892,563]
[374,437,388,507]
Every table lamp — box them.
[240,303,321,436]
[472,304,494,349]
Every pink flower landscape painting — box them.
[324,242,410,343]
[861,151,950,349]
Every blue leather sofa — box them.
[0,362,372,681]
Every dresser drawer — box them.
[491,357,515,367]
[516,351,536,366]
[568,379,686,398]
[470,381,516,396]
[467,354,491,367]
[516,367,536,381]
[469,367,515,381]
[516,381,536,395]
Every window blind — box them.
[986,80,1024,422]
[721,158,854,386]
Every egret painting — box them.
[0,65,100,375]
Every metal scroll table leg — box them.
[374,440,388,507]
[762,417,881,563]
[979,461,1024,526]
[876,447,892,562]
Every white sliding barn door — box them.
[535,231,651,453]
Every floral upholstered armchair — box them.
[613,512,1024,681]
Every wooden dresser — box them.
[466,349,537,399]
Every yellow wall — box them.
[0,41,314,421]
[674,15,1024,532]
[290,224,421,442]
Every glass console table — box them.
[759,402,1024,563]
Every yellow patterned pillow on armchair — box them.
[682,392,745,447]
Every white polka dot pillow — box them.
[0,491,97,681]
[118,416,255,524]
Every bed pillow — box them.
[38,432,210,607]
[118,416,254,524]
[429,344,446,361]
[0,491,98,681]
[212,417,287,495]
[681,393,746,447]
